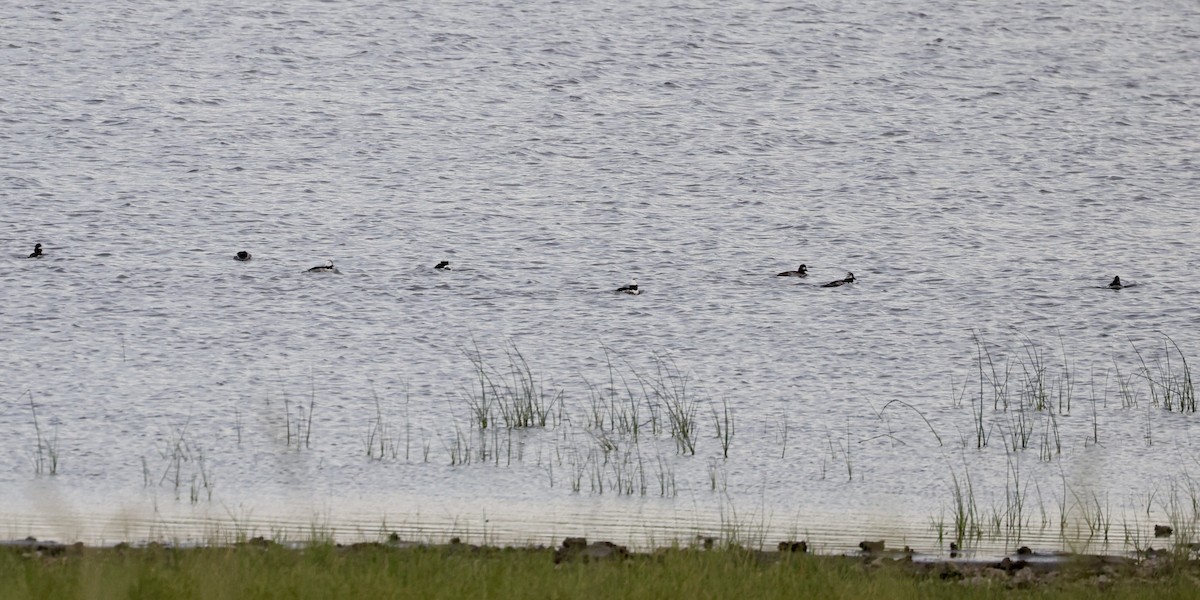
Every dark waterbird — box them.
[822,272,855,287]
[434,261,451,270]
[777,264,807,277]
[234,250,252,262]
[1108,276,1124,289]
[616,278,640,295]
[307,260,338,273]
[28,243,42,258]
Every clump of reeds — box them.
[710,397,734,458]
[581,346,652,440]
[362,383,423,462]
[642,353,698,455]
[966,332,1081,459]
[1132,334,1195,413]
[25,390,59,476]
[363,385,390,460]
[656,453,677,497]
[461,341,562,430]
[948,466,981,548]
[276,372,316,449]
[143,417,216,503]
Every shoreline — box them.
[7,535,1200,599]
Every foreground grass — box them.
[5,542,1200,600]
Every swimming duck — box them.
[307,260,338,273]
[616,278,640,295]
[1108,276,1123,290]
[28,243,42,258]
[234,250,252,262]
[821,272,855,287]
[434,261,451,270]
[777,264,807,277]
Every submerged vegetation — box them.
[11,331,1200,557]
[934,332,1199,554]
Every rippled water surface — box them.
[3,0,1199,553]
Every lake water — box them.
[3,0,1199,555]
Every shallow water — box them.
[3,0,1199,553]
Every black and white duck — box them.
[821,272,855,288]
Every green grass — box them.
[5,543,1200,600]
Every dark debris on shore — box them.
[6,534,1200,590]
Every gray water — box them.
[3,0,1199,554]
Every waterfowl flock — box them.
[19,243,1130,294]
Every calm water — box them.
[3,0,1199,553]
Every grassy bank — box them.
[5,540,1200,600]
